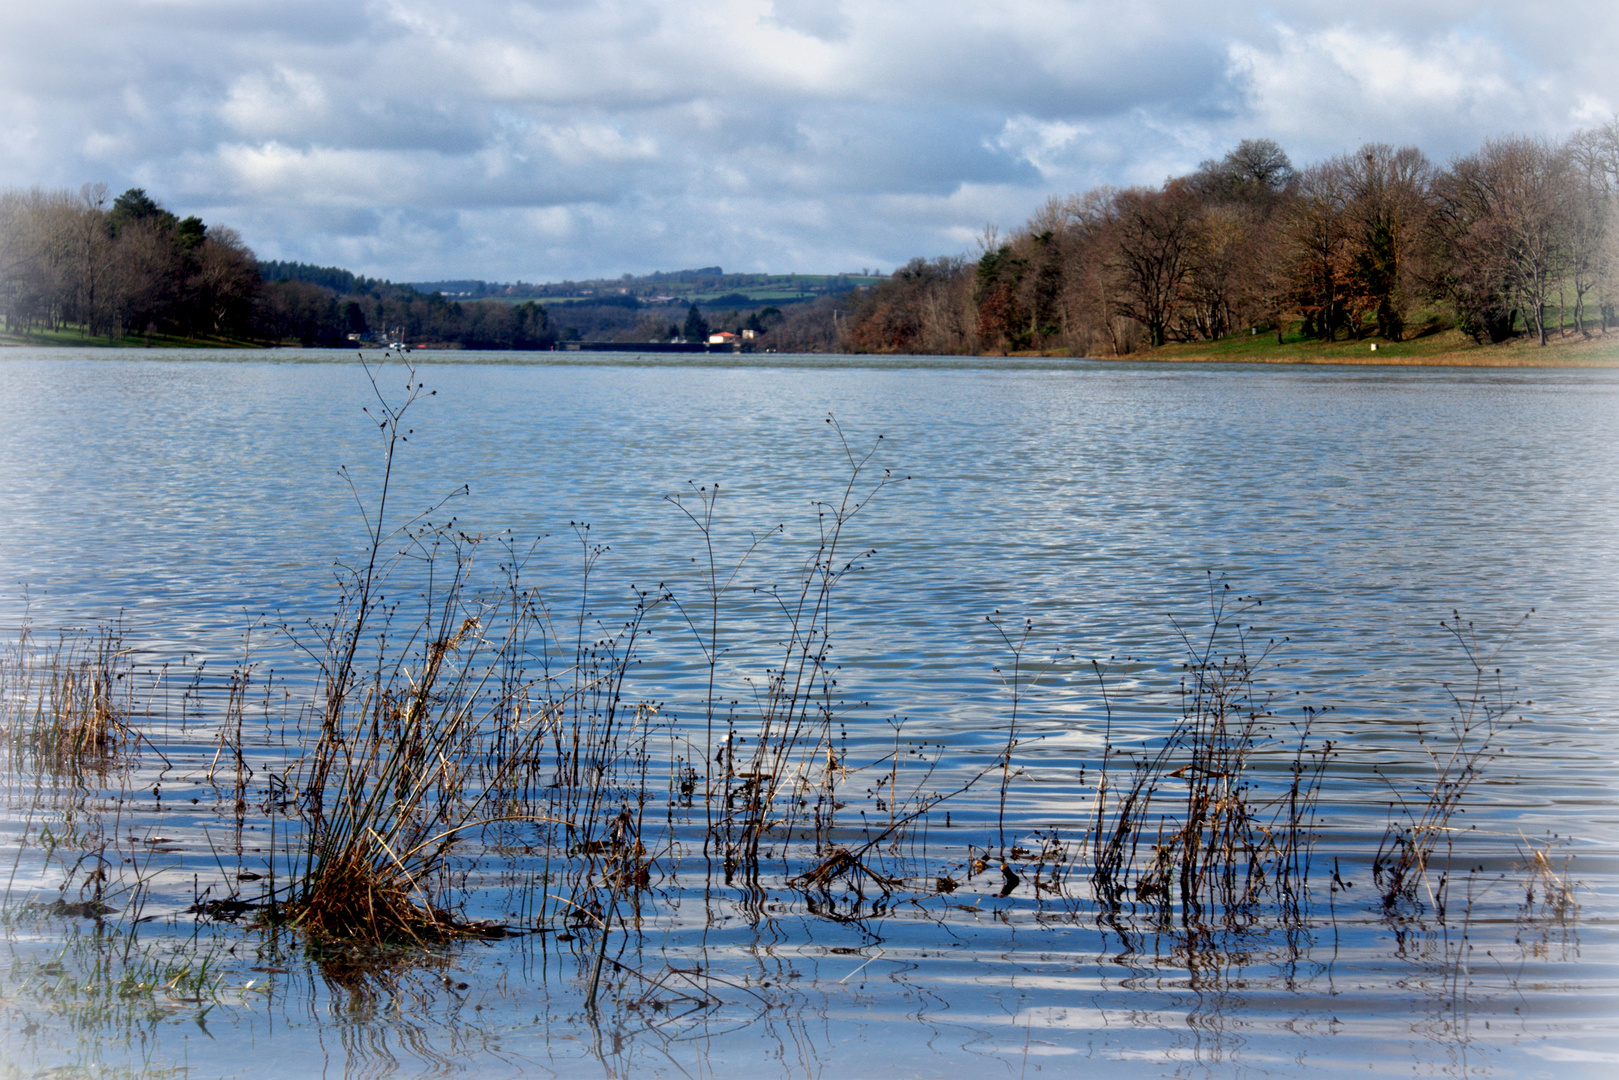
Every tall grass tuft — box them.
[0,625,133,775]
[1088,582,1330,926]
[281,366,568,943]
[279,362,664,945]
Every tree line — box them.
[0,185,261,341]
[11,125,1615,355]
[842,125,1619,354]
[0,182,833,351]
[0,188,558,349]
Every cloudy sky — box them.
[2,1,1614,282]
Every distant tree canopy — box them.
[257,260,361,295]
[682,302,709,342]
[840,123,1619,354]
[0,184,258,340]
[253,282,558,350]
[0,189,559,349]
[10,123,1618,355]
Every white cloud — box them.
[80,131,135,160]
[1,2,1614,279]
[766,0,851,42]
[1572,94,1615,126]
[214,142,420,204]
[221,67,329,137]
[528,124,660,166]
[994,117,1091,180]
[1228,23,1537,148]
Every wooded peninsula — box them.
[4,124,1618,363]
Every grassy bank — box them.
[1151,326,1619,367]
[0,326,266,349]
[1007,325,1619,366]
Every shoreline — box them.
[8,333,1619,368]
[1007,328,1619,368]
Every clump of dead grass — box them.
[276,365,587,946]
[1085,581,1330,928]
[1,624,133,774]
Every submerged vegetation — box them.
[1,625,135,775]
[1087,596,1330,924]
[0,362,1590,1076]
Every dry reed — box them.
[0,624,133,774]
[1373,612,1528,920]
[1087,581,1331,927]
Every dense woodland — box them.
[4,124,1617,353]
[842,125,1619,354]
[0,188,560,349]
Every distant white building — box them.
[708,331,737,344]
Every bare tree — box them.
[1241,210,1295,343]
[108,216,186,336]
[0,189,27,331]
[1284,160,1355,340]
[0,187,88,332]
[1193,138,1295,204]
[191,225,260,336]
[1108,181,1201,347]
[1342,144,1433,341]
[1434,138,1572,346]
[68,184,112,336]
[1181,204,1244,340]
[1567,123,1619,334]
[1053,188,1124,354]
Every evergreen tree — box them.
[682,302,709,342]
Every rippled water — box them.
[1,348,1617,1078]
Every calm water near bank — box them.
[1,348,1616,1078]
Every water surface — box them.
[1,348,1616,1078]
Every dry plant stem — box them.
[1374,612,1530,919]
[985,614,1070,860]
[1,624,135,774]
[665,480,776,850]
[1088,580,1326,927]
[789,764,994,895]
[723,418,898,873]
[987,614,1032,858]
[1516,832,1579,928]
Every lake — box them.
[1,348,1616,1078]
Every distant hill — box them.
[244,262,872,349]
[405,268,880,306]
[258,260,391,295]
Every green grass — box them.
[1144,302,1619,366]
[0,325,264,349]
[1149,325,1619,366]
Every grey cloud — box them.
[242,204,386,240]
[142,1,380,44]
[3,1,1613,281]
[767,0,852,42]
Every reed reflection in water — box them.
[0,349,1616,1078]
